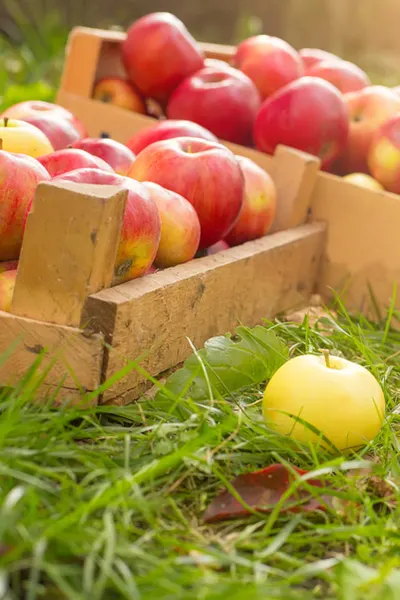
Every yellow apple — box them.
[343,172,384,191]
[0,118,53,157]
[263,352,385,451]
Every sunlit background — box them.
[0,0,399,112]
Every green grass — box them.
[1,301,400,599]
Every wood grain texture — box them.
[84,223,326,403]
[12,181,127,327]
[310,172,400,315]
[0,310,104,399]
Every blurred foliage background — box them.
[0,0,399,112]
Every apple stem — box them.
[3,118,8,128]
[321,349,331,369]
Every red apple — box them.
[0,260,18,273]
[339,86,400,174]
[52,168,160,284]
[0,269,17,313]
[38,148,115,178]
[225,156,277,246]
[368,115,400,193]
[126,120,218,155]
[254,77,349,170]
[142,182,200,267]
[205,240,230,255]
[122,12,205,103]
[299,48,341,73]
[308,59,370,94]
[167,65,261,145]
[93,77,146,113]
[19,113,83,151]
[71,138,135,176]
[1,101,87,138]
[233,35,304,100]
[128,137,244,249]
[0,152,50,260]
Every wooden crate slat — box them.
[12,181,127,327]
[84,223,326,403]
[0,311,104,398]
[310,172,400,315]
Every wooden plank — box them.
[84,223,326,403]
[60,27,105,98]
[310,172,400,315]
[0,310,104,401]
[12,181,127,327]
[56,91,157,143]
[224,144,320,233]
[269,147,320,233]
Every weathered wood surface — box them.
[84,223,326,403]
[0,310,104,403]
[12,181,127,327]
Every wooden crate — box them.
[57,26,400,320]
[2,147,325,404]
[2,26,399,406]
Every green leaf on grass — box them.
[156,325,289,403]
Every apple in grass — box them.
[233,35,304,100]
[126,120,218,155]
[142,182,200,268]
[254,77,349,170]
[93,77,146,113]
[263,351,385,451]
[128,137,244,249]
[367,115,400,194]
[71,138,135,175]
[225,156,277,246]
[0,118,53,157]
[38,148,114,177]
[53,168,160,284]
[1,100,87,138]
[299,48,341,73]
[0,269,17,313]
[167,65,261,145]
[122,12,204,103]
[338,86,400,174]
[0,152,50,260]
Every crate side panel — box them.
[56,92,157,143]
[86,223,326,402]
[310,172,400,314]
[0,312,104,392]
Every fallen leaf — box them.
[203,463,332,523]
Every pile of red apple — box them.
[0,95,277,312]
[95,11,400,194]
